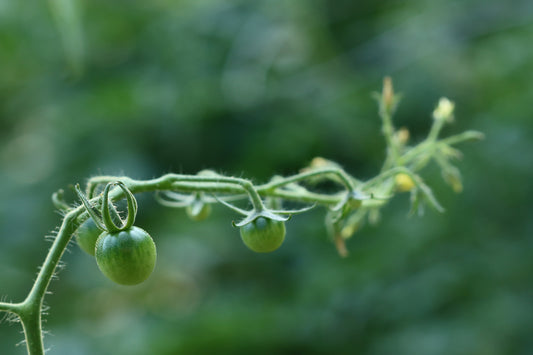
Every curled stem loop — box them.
[102,181,138,233]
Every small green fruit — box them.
[240,217,286,253]
[76,218,101,256]
[95,226,156,285]
[186,202,211,222]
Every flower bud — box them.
[433,97,455,123]
[443,170,463,193]
[309,157,339,169]
[395,128,410,145]
[381,77,396,116]
[395,173,415,192]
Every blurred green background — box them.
[1,0,532,354]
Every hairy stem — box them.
[25,213,80,304]
[380,110,399,170]
[19,303,44,355]
[440,130,484,145]
[0,302,20,313]
[259,167,358,192]
[14,211,80,355]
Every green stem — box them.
[19,302,44,355]
[0,301,20,314]
[89,174,266,213]
[25,212,80,304]
[397,142,428,167]
[401,119,444,170]
[19,210,81,355]
[427,118,445,142]
[380,108,399,170]
[171,182,245,195]
[51,189,70,211]
[361,166,414,190]
[259,167,358,191]
[262,189,343,205]
[164,174,265,212]
[440,130,484,145]
[398,131,484,167]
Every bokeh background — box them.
[1,0,532,354]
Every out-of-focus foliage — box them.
[1,0,532,354]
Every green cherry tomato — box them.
[186,203,211,222]
[240,217,286,253]
[76,218,101,256]
[95,226,157,286]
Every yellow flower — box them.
[395,173,415,192]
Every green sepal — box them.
[215,195,315,227]
[74,184,107,231]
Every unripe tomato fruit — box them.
[240,217,286,253]
[76,218,101,256]
[95,226,156,285]
[186,203,211,222]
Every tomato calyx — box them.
[214,195,315,227]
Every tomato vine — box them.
[0,79,483,355]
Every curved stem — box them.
[51,190,70,211]
[18,210,81,355]
[101,182,137,232]
[113,174,267,213]
[166,174,259,198]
